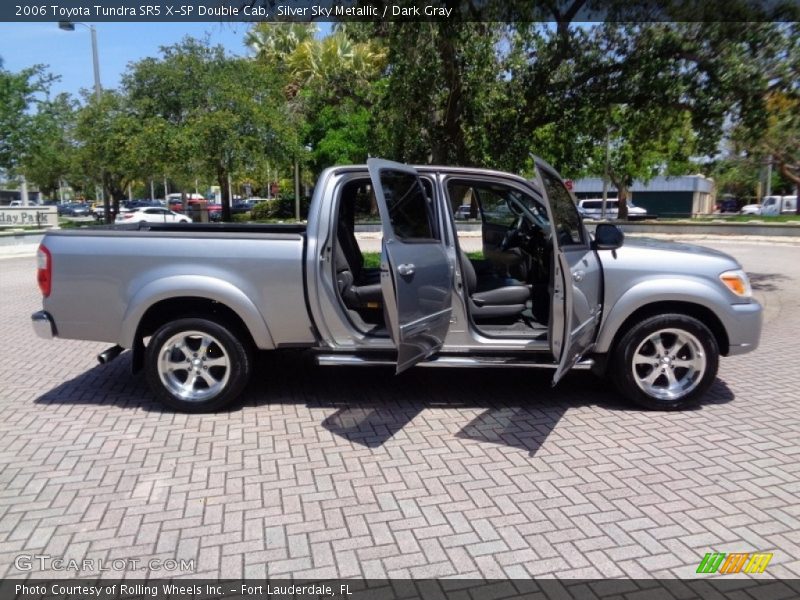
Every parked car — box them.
[33,157,761,414]
[760,195,798,216]
[232,200,258,215]
[93,204,116,221]
[577,198,648,220]
[122,200,162,211]
[167,194,206,212]
[115,207,192,224]
[454,204,472,220]
[715,198,740,214]
[207,203,223,222]
[57,202,92,217]
[739,203,762,216]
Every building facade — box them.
[572,175,716,218]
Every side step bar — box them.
[316,354,594,370]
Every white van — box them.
[760,195,798,216]
[577,198,648,220]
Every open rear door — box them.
[367,158,453,373]
[533,158,602,385]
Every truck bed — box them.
[41,223,315,350]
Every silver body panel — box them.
[593,237,762,355]
[40,229,314,350]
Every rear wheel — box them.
[145,317,251,412]
[612,314,719,410]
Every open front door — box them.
[367,158,454,373]
[533,158,603,385]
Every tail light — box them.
[37,244,52,297]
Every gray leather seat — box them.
[460,250,529,320]
[335,219,382,309]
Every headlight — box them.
[719,269,752,298]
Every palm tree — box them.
[245,23,318,66]
[247,24,386,100]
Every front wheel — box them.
[145,318,252,412]
[612,314,719,410]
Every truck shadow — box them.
[248,351,734,454]
[33,350,735,456]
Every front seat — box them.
[460,250,529,321]
[335,218,382,309]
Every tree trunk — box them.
[433,25,466,165]
[609,173,630,221]
[103,174,124,225]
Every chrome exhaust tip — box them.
[97,345,124,365]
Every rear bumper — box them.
[725,301,762,356]
[31,310,56,339]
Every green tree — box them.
[756,93,800,212]
[710,155,763,203]
[73,90,147,218]
[374,22,503,165]
[124,38,298,221]
[356,19,795,186]
[19,93,76,199]
[248,24,388,178]
[584,106,697,219]
[0,60,53,174]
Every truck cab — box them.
[307,159,605,383]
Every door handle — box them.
[397,263,415,276]
[572,270,584,282]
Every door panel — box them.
[533,157,603,384]
[552,247,602,383]
[367,158,453,373]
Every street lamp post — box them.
[58,22,101,101]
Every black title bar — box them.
[3,0,800,22]
[3,579,800,600]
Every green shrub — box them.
[250,196,312,221]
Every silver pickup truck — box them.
[32,158,762,412]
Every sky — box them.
[0,22,255,98]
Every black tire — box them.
[145,317,252,413]
[611,313,719,410]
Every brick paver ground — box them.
[0,240,798,579]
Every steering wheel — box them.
[500,216,525,251]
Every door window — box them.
[538,169,585,245]
[380,170,438,242]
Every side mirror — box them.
[593,223,624,250]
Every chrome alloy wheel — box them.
[157,330,231,402]
[631,328,707,401]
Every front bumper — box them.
[31,310,56,340]
[725,301,762,356]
